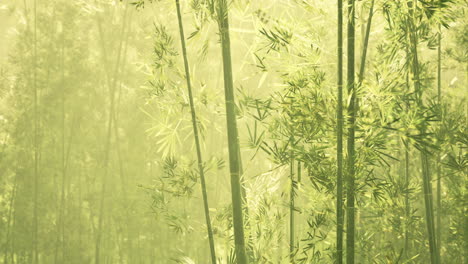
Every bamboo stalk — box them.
[404,147,410,258]
[174,0,217,263]
[346,0,356,262]
[436,23,442,261]
[78,163,83,263]
[289,153,295,263]
[3,176,17,264]
[32,0,39,262]
[297,161,301,183]
[336,0,344,262]
[112,11,133,263]
[217,0,248,262]
[358,0,374,86]
[408,1,439,262]
[54,26,67,264]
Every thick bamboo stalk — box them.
[346,0,356,262]
[217,0,248,262]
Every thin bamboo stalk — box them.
[32,0,39,262]
[112,11,133,264]
[3,176,17,264]
[289,153,295,263]
[174,1,217,263]
[436,23,442,261]
[358,0,374,86]
[54,28,66,264]
[408,1,439,262]
[336,0,344,262]
[404,148,410,257]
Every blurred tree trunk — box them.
[94,6,128,263]
[3,176,17,264]
[32,0,40,262]
[54,28,67,264]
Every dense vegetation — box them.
[0,0,466,263]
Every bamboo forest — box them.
[0,0,466,263]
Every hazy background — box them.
[0,0,466,263]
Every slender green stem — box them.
[404,148,410,258]
[420,153,439,263]
[174,1,217,263]
[32,0,39,262]
[238,149,253,258]
[408,1,439,262]
[436,23,442,261]
[113,9,133,263]
[289,153,295,263]
[336,0,344,262]
[3,176,17,264]
[346,0,356,262]
[297,161,301,183]
[358,0,374,86]
[54,28,67,264]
